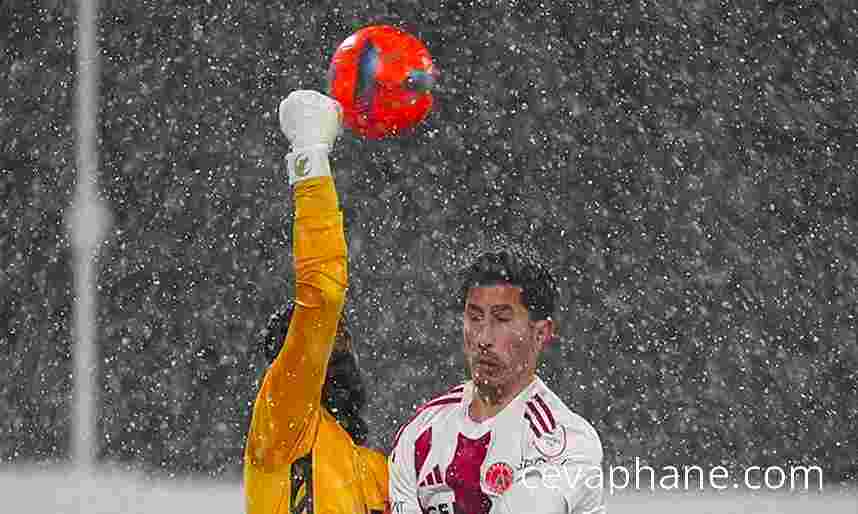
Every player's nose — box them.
[473,326,493,349]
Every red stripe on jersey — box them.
[524,411,541,437]
[391,397,461,450]
[527,400,550,433]
[391,387,465,450]
[433,465,443,484]
[414,427,432,480]
[421,396,462,410]
[534,394,557,430]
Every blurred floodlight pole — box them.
[70,0,111,473]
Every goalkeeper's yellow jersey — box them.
[244,176,388,514]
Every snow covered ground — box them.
[605,486,856,514]
[1,465,243,514]
[1,465,854,514]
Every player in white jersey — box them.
[389,248,605,514]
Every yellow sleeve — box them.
[245,176,347,469]
[358,446,390,512]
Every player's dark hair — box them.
[322,344,368,445]
[458,246,558,321]
[258,301,368,445]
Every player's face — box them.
[463,284,552,394]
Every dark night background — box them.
[1,0,856,485]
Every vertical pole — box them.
[71,0,110,473]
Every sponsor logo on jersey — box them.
[518,455,549,470]
[422,491,456,514]
[419,464,444,488]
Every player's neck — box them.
[469,374,536,422]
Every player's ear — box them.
[533,318,554,348]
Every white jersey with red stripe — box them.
[389,378,605,514]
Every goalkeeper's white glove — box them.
[278,90,343,185]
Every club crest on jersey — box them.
[484,462,513,494]
[534,425,568,458]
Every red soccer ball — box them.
[328,25,437,139]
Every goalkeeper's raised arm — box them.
[243,90,387,514]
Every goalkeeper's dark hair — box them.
[458,245,558,321]
[258,301,368,445]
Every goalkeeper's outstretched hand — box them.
[278,90,343,184]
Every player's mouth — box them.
[475,357,502,372]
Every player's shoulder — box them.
[357,445,387,467]
[356,445,389,480]
[522,379,603,464]
[525,379,597,433]
[391,382,466,450]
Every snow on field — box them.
[1,465,243,514]
[1,465,854,514]
[605,486,857,514]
